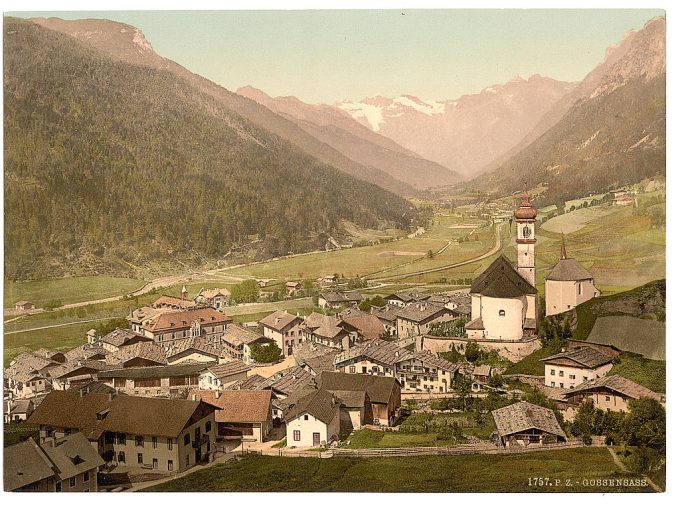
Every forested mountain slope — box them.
[3,18,416,279]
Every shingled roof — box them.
[105,341,168,367]
[4,438,55,491]
[546,258,594,282]
[317,371,398,405]
[204,361,251,380]
[396,303,449,323]
[259,310,303,331]
[283,388,339,425]
[319,291,362,303]
[541,346,614,369]
[470,255,537,298]
[145,307,231,332]
[334,339,414,368]
[564,375,664,402]
[189,389,272,423]
[98,362,210,380]
[341,315,386,340]
[222,324,271,346]
[491,401,566,439]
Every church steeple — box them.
[514,190,537,287]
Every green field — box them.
[541,206,621,234]
[610,353,666,393]
[588,316,665,360]
[145,449,653,492]
[3,276,144,309]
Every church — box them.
[545,236,600,316]
[465,191,539,342]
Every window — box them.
[69,477,76,487]
[117,433,126,445]
[118,452,125,463]
[64,428,72,435]
[168,460,174,472]
[152,436,158,449]
[83,471,90,482]
[550,369,555,376]
[583,376,588,382]
[349,366,356,373]
[498,309,506,317]
[558,370,564,377]
[293,430,301,441]
[605,396,611,402]
[569,374,576,380]
[167,438,173,450]
[135,436,144,447]
[185,455,190,468]
[559,383,564,388]
[205,421,212,433]
[138,453,143,464]
[56,482,62,492]
[184,433,190,446]
[550,382,555,387]
[304,415,309,421]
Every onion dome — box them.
[514,190,536,220]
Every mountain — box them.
[3,18,417,280]
[469,17,666,204]
[236,86,461,190]
[333,76,576,179]
[29,17,417,196]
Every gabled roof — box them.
[28,390,218,439]
[546,258,594,282]
[317,371,399,405]
[395,303,449,323]
[226,374,267,391]
[100,328,142,347]
[222,324,272,346]
[259,310,303,331]
[164,336,221,360]
[541,346,614,369]
[491,401,566,439]
[40,432,104,481]
[146,307,231,332]
[415,351,460,373]
[152,296,198,309]
[98,362,209,380]
[386,290,430,303]
[105,341,168,367]
[301,313,348,341]
[188,389,272,423]
[204,361,251,380]
[564,375,664,402]
[4,438,60,491]
[334,339,414,368]
[465,317,485,330]
[64,345,110,362]
[341,315,385,340]
[470,255,537,298]
[262,366,313,395]
[196,288,231,299]
[320,291,362,303]
[283,388,339,425]
[48,359,109,379]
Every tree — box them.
[250,343,282,363]
[94,317,129,336]
[464,342,481,363]
[488,374,505,389]
[453,375,473,411]
[230,280,260,303]
[427,249,434,259]
[621,397,665,451]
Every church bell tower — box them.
[514,190,537,287]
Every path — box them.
[373,223,503,281]
[606,446,663,492]
[3,317,113,335]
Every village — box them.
[4,192,665,492]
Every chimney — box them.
[214,390,220,399]
[108,392,114,402]
[192,394,198,401]
[79,388,85,398]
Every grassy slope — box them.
[610,353,666,393]
[146,449,651,492]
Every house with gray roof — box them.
[541,346,615,390]
[284,389,341,448]
[4,433,103,492]
[563,375,665,416]
[491,401,567,447]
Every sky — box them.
[8,9,664,103]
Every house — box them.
[384,290,430,307]
[286,281,303,295]
[333,340,459,393]
[301,312,353,350]
[226,374,268,392]
[194,288,231,310]
[98,328,153,353]
[48,360,109,391]
[396,303,456,339]
[222,324,277,365]
[491,401,567,447]
[317,371,401,426]
[105,341,168,368]
[4,354,56,398]
[318,290,362,309]
[164,336,222,364]
[198,361,251,390]
[152,296,198,310]
[86,329,98,344]
[97,363,209,397]
[471,364,493,391]
[189,389,273,442]
[4,398,35,423]
[64,345,110,363]
[139,307,231,345]
[340,314,386,341]
[32,348,67,363]
[4,433,103,492]
[14,300,36,311]
[284,389,341,447]
[545,237,600,316]
[261,366,314,399]
[562,375,665,417]
[259,310,305,356]
[293,342,340,376]
[28,390,218,473]
[566,339,621,359]
[371,304,400,337]
[541,346,615,389]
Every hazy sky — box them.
[9,9,664,103]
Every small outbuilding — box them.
[491,401,567,447]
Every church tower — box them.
[514,190,537,287]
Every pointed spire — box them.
[560,233,567,260]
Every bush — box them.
[250,343,282,363]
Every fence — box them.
[328,440,584,458]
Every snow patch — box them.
[391,96,445,115]
[336,102,385,131]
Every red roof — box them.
[146,307,231,332]
[188,389,272,423]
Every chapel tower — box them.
[514,190,537,287]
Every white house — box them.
[198,361,251,390]
[284,389,340,447]
[545,237,600,316]
[541,346,615,389]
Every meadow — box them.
[588,316,665,360]
[145,449,653,492]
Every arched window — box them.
[499,309,506,317]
